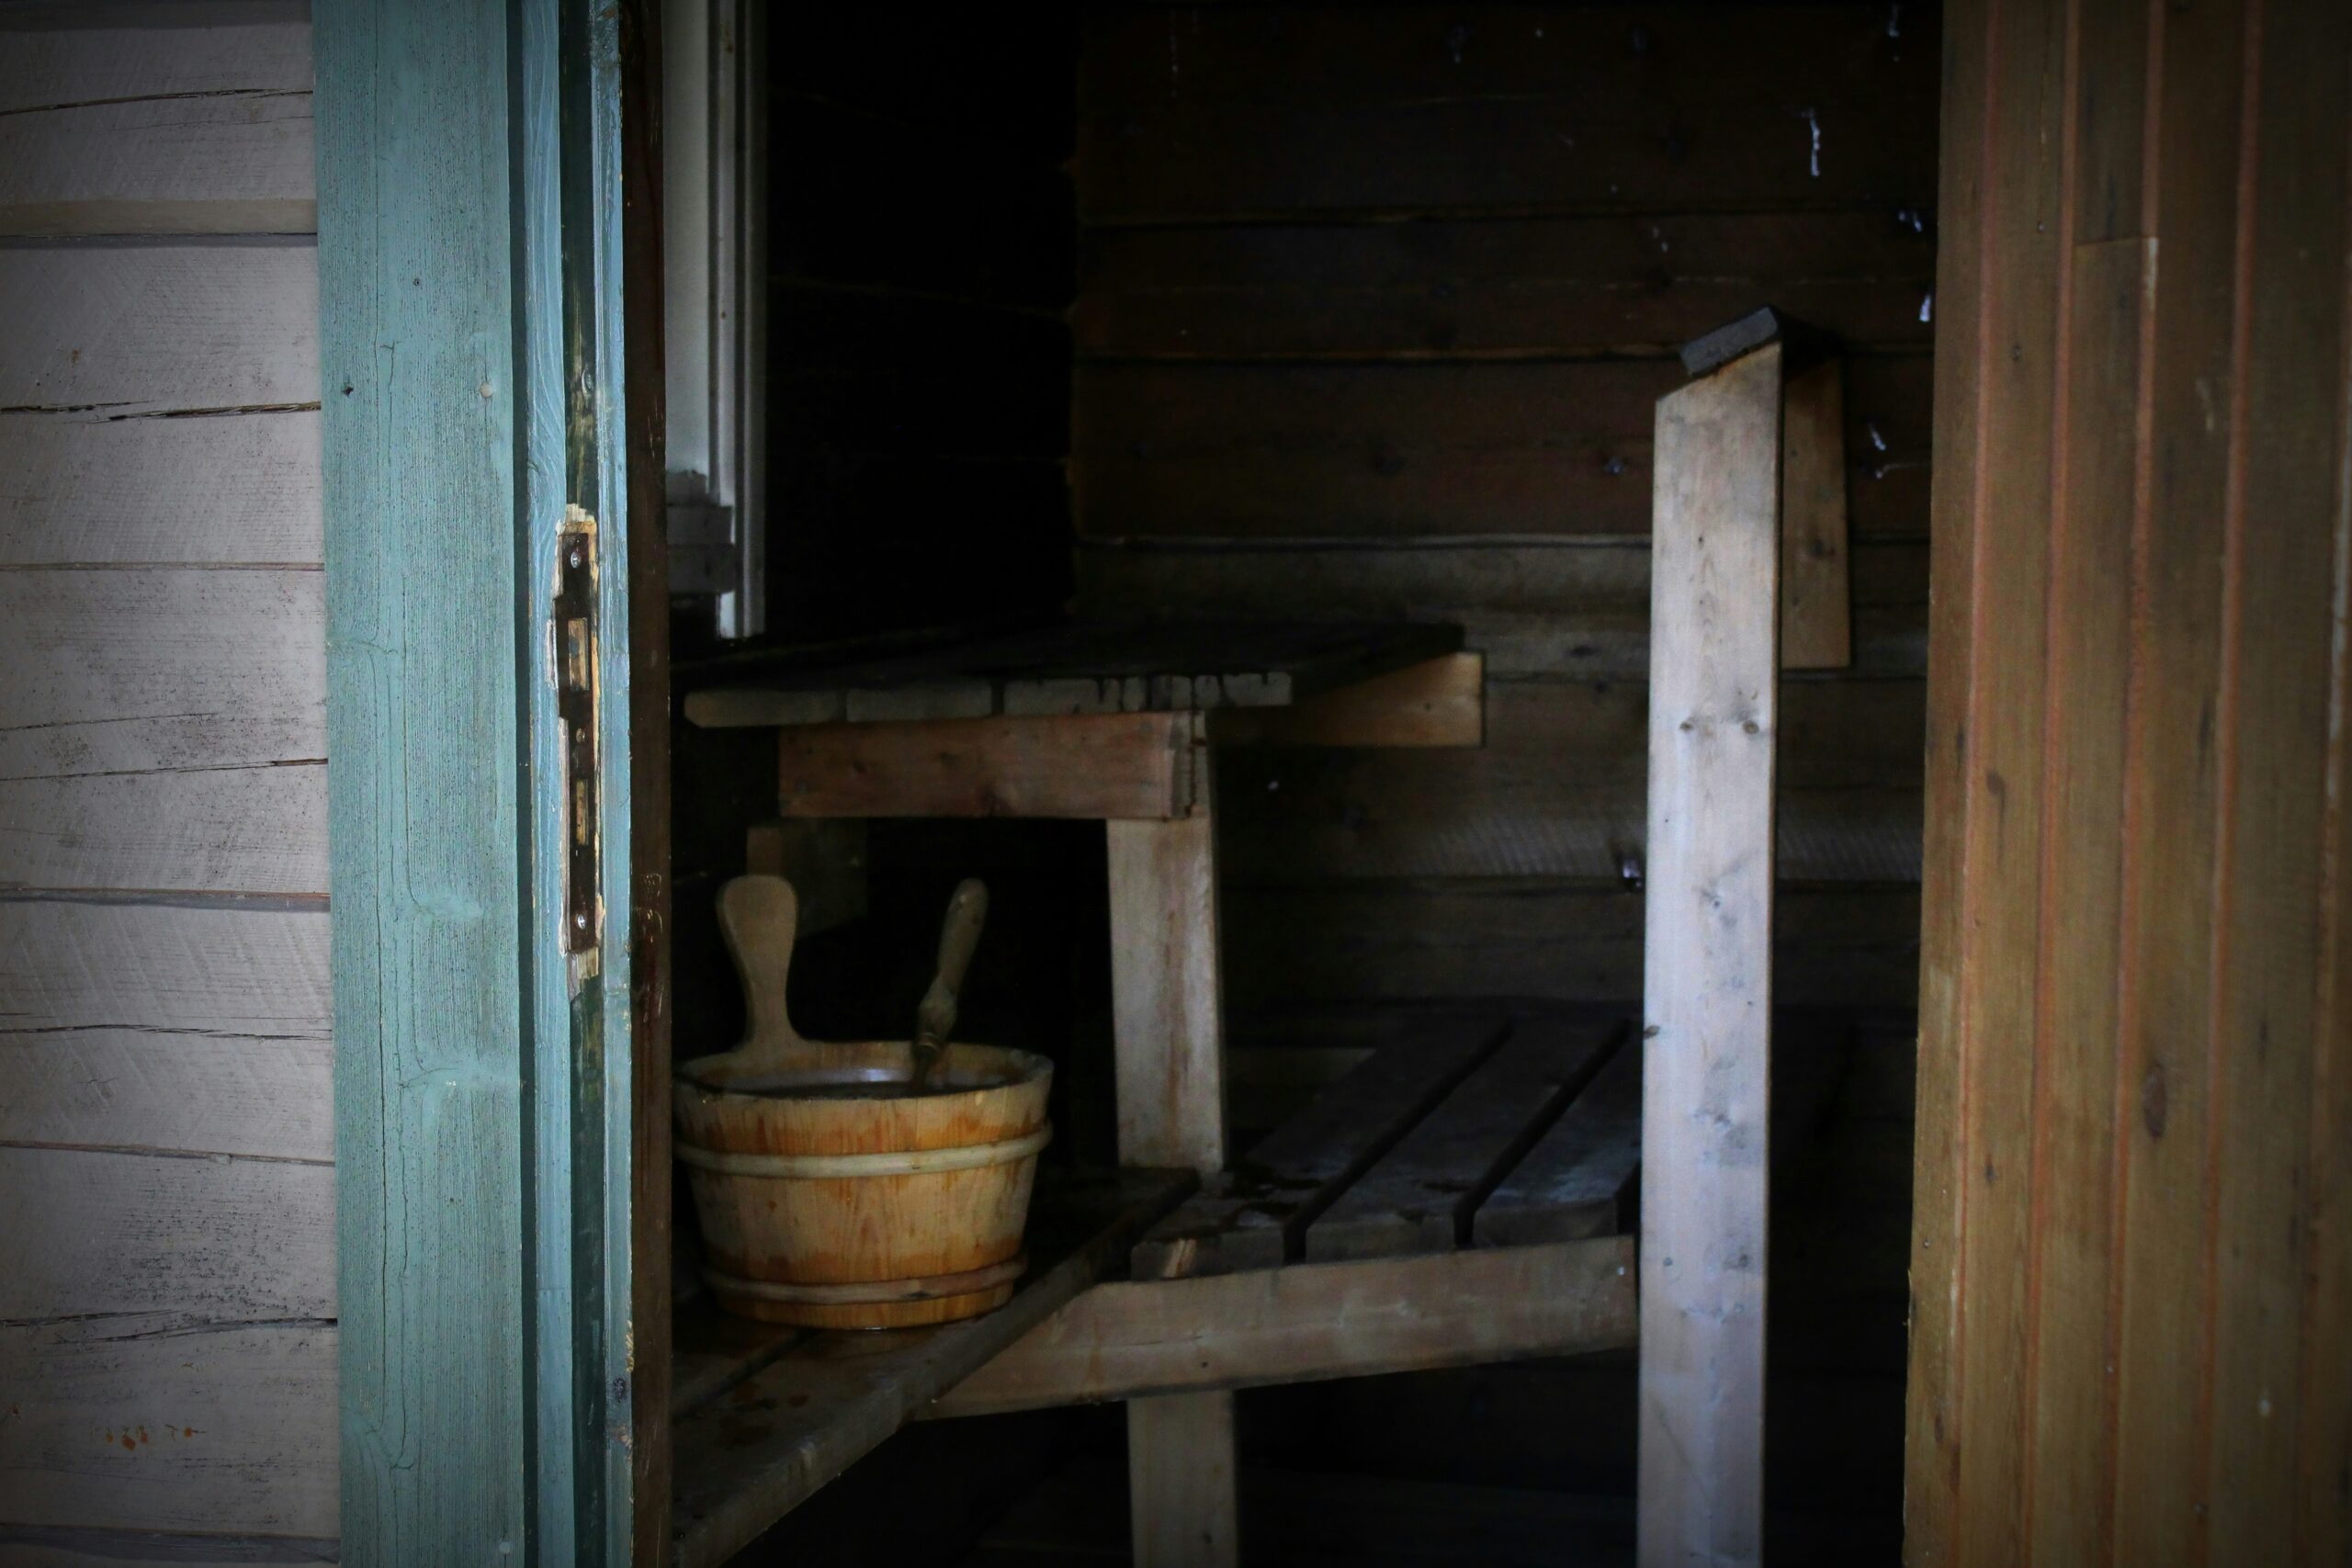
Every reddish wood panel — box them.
[1906,0,2352,1562]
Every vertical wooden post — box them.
[1639,342,1782,1566]
[1777,355,1851,671]
[1107,716,1238,1567]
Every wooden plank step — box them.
[932,1235,1636,1418]
[685,619,1462,728]
[1473,1035,1643,1249]
[1131,1013,1509,1280]
[1303,1017,1617,1263]
[670,1167,1193,1568]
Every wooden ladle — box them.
[717,874,809,1055]
[910,879,989,1091]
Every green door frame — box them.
[315,1,650,1560]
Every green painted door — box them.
[314,1,652,1560]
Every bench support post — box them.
[1640,340,1785,1565]
[1108,718,1238,1567]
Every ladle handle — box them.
[912,879,989,1087]
[718,874,803,1053]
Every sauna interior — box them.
[660,6,1932,1562]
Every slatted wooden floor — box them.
[1134,1010,1641,1282]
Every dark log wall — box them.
[1069,4,1940,1016]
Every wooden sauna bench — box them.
[670,622,1635,1565]
[665,1011,1643,1568]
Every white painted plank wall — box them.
[0,900,332,1160]
[0,3,315,237]
[0,4,336,1560]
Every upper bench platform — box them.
[683,619,1464,728]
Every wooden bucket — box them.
[674,877,1053,1328]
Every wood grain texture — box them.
[1132,1013,1505,1279]
[932,1235,1637,1418]
[2204,0,2349,1558]
[1905,0,2352,1560]
[1474,1036,1643,1248]
[1304,1016,1613,1262]
[0,1317,336,1537]
[1128,1391,1238,1568]
[0,408,323,565]
[1074,355,1929,542]
[775,711,1193,820]
[2020,235,2152,1567]
[688,621,1459,727]
[1107,776,1227,1176]
[0,764,326,896]
[0,900,331,1160]
[0,241,318,414]
[1903,0,1991,1547]
[2109,0,2251,1556]
[313,0,529,1553]
[1779,355,1852,670]
[668,1169,1195,1568]
[1216,676,1925,885]
[1945,0,2066,1557]
[1203,652,1486,749]
[1107,730,1238,1564]
[1637,343,1780,1566]
[1073,1,1938,1171]
[1077,536,1928,681]
[1223,882,1922,1014]
[0,569,323,778]
[0,95,315,239]
[0,5,312,109]
[0,1144,334,1325]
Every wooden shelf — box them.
[683,618,1464,728]
[928,1005,1644,1418]
[669,1166,1195,1568]
[1136,1009,1640,1280]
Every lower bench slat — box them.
[928,1234,1636,1418]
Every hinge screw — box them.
[573,911,590,931]
[568,547,583,569]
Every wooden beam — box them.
[1203,652,1485,748]
[669,1170,1195,1568]
[929,1235,1637,1418]
[775,711,1194,819]
[1639,341,1781,1566]
[1778,355,1852,670]
[1107,725,1237,1567]
[1129,1393,1240,1568]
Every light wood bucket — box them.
[675,877,1054,1328]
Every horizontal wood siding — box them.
[1070,2,1937,1031]
[0,3,334,1555]
[1905,0,2352,1562]
[0,4,315,237]
[0,901,331,1160]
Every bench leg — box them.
[1128,1390,1239,1567]
[1107,760,1238,1567]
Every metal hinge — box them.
[557,510,602,955]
